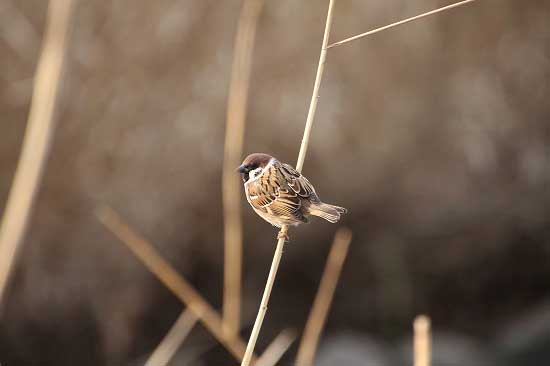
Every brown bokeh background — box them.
[1,0,549,365]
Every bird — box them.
[237,153,347,233]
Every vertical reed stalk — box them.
[240,1,336,365]
[0,0,74,308]
[414,315,432,366]
[222,0,265,339]
[295,228,352,366]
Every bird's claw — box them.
[277,232,289,242]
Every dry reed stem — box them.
[0,0,74,308]
[254,329,297,366]
[145,308,198,366]
[327,0,479,49]
[223,0,265,339]
[240,1,336,365]
[96,206,257,363]
[240,226,287,366]
[414,315,432,366]
[295,228,352,366]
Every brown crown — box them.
[241,153,274,168]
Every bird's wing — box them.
[246,162,310,223]
[278,163,320,203]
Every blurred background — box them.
[0,0,549,365]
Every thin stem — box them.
[222,0,265,339]
[295,0,335,172]
[241,1,336,365]
[240,226,288,366]
[295,228,352,366]
[327,0,479,49]
[146,308,198,366]
[0,0,74,308]
[414,315,432,366]
[255,329,297,366]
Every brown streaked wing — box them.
[279,163,320,203]
[247,180,275,209]
[247,163,306,223]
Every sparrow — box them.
[237,153,347,230]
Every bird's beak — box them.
[236,165,247,173]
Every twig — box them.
[146,308,198,366]
[96,206,257,363]
[255,329,297,366]
[0,0,74,308]
[223,0,265,339]
[295,228,352,366]
[413,315,432,366]
[240,1,336,365]
[327,0,479,49]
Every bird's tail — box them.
[308,202,347,223]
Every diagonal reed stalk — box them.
[327,0,479,49]
[414,315,432,366]
[146,308,198,366]
[240,1,336,365]
[223,0,265,339]
[96,206,257,363]
[255,329,297,366]
[99,206,297,365]
[0,0,74,309]
[295,228,352,366]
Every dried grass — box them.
[414,315,432,366]
[145,308,198,366]
[295,228,352,366]
[222,0,265,339]
[96,206,256,363]
[0,0,74,308]
[328,0,479,48]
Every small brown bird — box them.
[237,153,347,229]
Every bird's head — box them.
[237,153,274,182]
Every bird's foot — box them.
[277,231,289,242]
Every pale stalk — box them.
[327,0,479,49]
[222,0,265,339]
[0,0,74,308]
[295,228,352,366]
[146,309,198,366]
[96,206,257,363]
[414,315,432,366]
[240,1,336,365]
[255,329,296,366]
